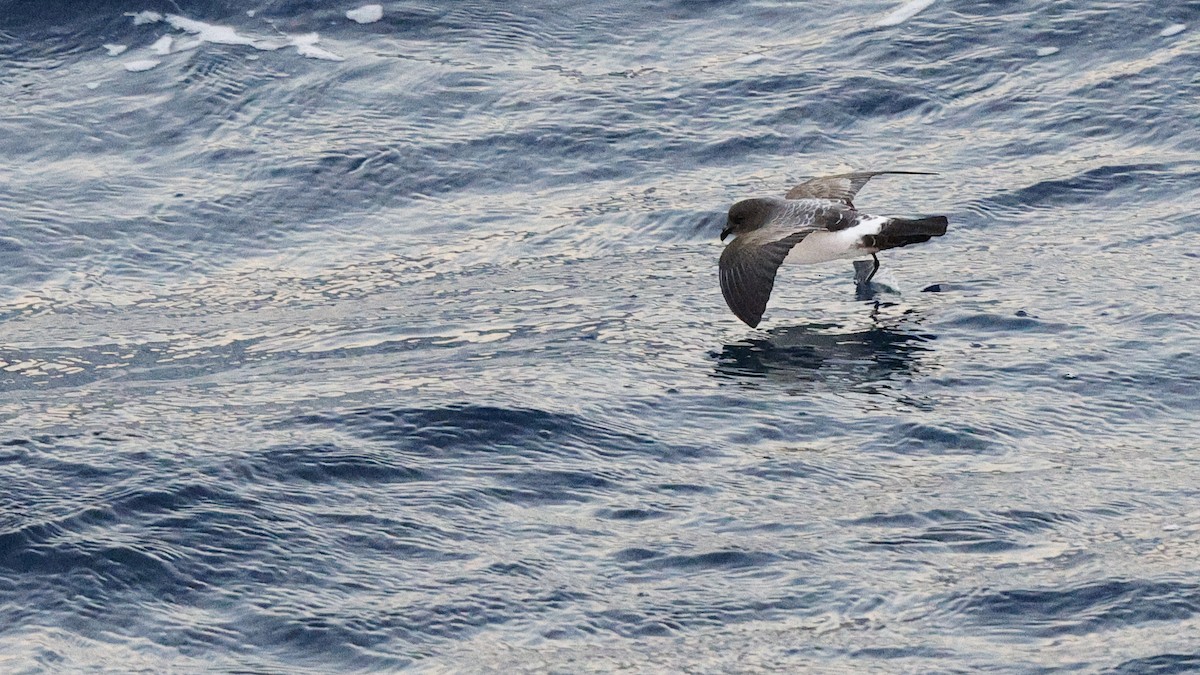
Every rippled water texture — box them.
[2,0,1200,671]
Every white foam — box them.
[1036,46,1059,57]
[103,43,127,56]
[86,82,101,90]
[1161,23,1186,37]
[165,14,260,47]
[126,11,163,25]
[123,59,161,72]
[247,10,257,18]
[172,36,204,53]
[121,11,345,64]
[290,33,345,61]
[150,35,174,55]
[875,0,937,27]
[346,4,383,24]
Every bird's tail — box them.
[862,215,948,251]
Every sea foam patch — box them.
[123,59,161,72]
[149,35,173,55]
[346,5,383,24]
[162,14,265,48]
[119,11,345,65]
[126,11,162,25]
[875,0,937,28]
[290,33,346,62]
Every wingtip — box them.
[728,306,762,328]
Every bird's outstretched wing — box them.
[719,229,811,328]
[784,170,936,208]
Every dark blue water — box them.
[3,0,1200,671]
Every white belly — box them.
[784,216,886,265]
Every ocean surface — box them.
[2,0,1199,672]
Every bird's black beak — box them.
[720,226,732,241]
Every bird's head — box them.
[720,198,776,241]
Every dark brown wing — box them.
[784,170,937,207]
[718,230,811,328]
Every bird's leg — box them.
[866,254,880,283]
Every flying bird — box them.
[718,171,948,327]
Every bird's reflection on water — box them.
[712,305,936,394]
